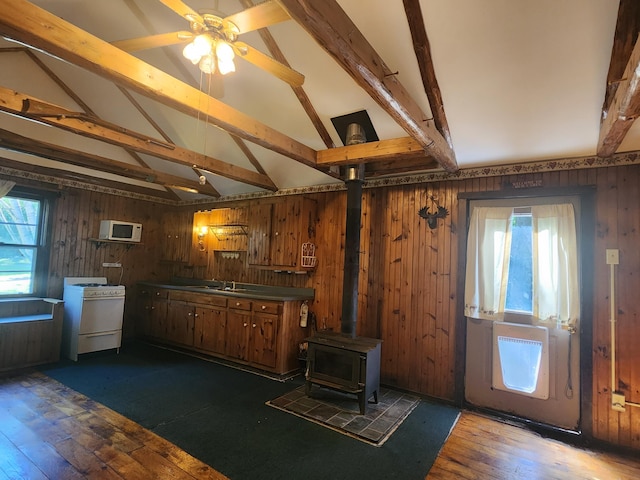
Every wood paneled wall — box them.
[44,187,166,338]
[9,163,640,451]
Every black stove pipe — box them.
[340,165,364,338]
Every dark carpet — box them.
[268,385,420,446]
[40,342,460,480]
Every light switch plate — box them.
[606,249,619,265]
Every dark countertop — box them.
[138,278,314,302]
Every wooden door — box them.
[247,203,272,266]
[166,301,195,346]
[194,305,227,355]
[270,200,298,267]
[225,309,251,360]
[250,312,279,368]
[149,296,168,340]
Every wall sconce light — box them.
[197,226,208,251]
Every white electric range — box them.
[62,277,125,361]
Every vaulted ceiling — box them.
[0,0,638,202]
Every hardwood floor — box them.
[0,371,227,479]
[1,370,639,479]
[428,412,640,479]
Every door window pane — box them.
[505,213,532,313]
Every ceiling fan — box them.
[112,0,304,87]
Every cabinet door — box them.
[270,200,298,267]
[247,203,272,266]
[149,297,168,340]
[135,288,153,338]
[225,309,251,360]
[194,306,227,354]
[161,211,191,262]
[166,301,195,346]
[250,312,279,368]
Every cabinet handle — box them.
[194,313,199,317]
[236,302,241,306]
[188,312,192,316]
[252,323,256,328]
[243,322,248,327]
[261,305,266,310]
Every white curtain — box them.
[464,206,514,321]
[531,204,580,328]
[0,180,15,198]
[464,203,580,329]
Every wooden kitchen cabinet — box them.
[165,301,195,347]
[194,305,227,354]
[247,203,272,266]
[250,301,281,369]
[225,299,252,360]
[136,286,309,375]
[136,287,168,340]
[247,196,316,270]
[161,210,191,263]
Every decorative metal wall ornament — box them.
[418,195,449,229]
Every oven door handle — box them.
[84,331,119,338]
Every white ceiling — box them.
[0,0,633,200]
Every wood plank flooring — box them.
[0,371,227,480]
[1,370,639,479]
[428,412,640,479]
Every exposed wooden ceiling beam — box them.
[598,0,640,157]
[277,0,458,173]
[0,127,219,196]
[598,36,640,157]
[0,0,318,170]
[0,86,277,191]
[402,0,453,150]
[0,154,176,200]
[365,156,439,177]
[316,137,431,166]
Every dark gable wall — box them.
[6,161,639,451]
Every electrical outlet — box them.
[102,262,122,268]
[612,392,626,412]
[606,249,619,265]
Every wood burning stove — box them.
[305,331,382,414]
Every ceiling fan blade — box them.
[224,1,290,34]
[158,0,204,25]
[233,42,304,87]
[111,31,193,52]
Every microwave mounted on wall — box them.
[99,220,142,242]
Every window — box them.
[504,209,533,313]
[464,202,580,329]
[0,190,51,296]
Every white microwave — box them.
[99,220,142,242]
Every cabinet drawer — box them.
[138,287,168,298]
[252,301,282,315]
[78,330,122,354]
[229,299,252,311]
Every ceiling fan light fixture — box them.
[182,41,200,63]
[198,53,216,74]
[192,34,212,57]
[216,40,234,63]
[218,57,235,75]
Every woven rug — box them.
[267,384,420,446]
